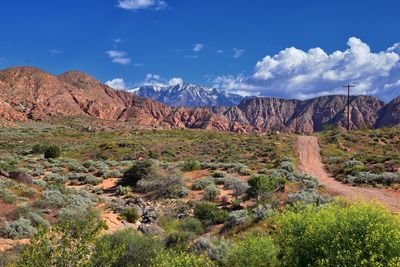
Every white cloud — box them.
[214,37,400,101]
[117,0,167,11]
[193,43,204,52]
[217,50,224,54]
[105,78,126,90]
[185,55,199,59]
[232,48,245,58]
[168,77,184,86]
[49,49,63,56]
[133,74,184,88]
[106,50,131,65]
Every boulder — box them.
[8,172,34,184]
[138,224,164,235]
[0,169,9,177]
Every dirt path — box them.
[296,136,400,212]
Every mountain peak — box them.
[133,83,243,107]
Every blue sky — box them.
[0,0,399,100]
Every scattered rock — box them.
[8,172,34,184]
[138,223,164,235]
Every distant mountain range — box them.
[131,83,243,107]
[0,66,399,133]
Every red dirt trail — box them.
[296,136,400,212]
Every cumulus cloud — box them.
[168,77,184,86]
[214,37,400,101]
[232,48,245,58]
[193,43,204,52]
[106,50,131,65]
[105,78,126,90]
[117,0,167,11]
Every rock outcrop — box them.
[0,66,399,133]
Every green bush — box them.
[247,175,285,199]
[226,234,277,267]
[275,202,400,266]
[181,159,201,172]
[120,208,140,223]
[92,229,163,267]
[31,144,46,154]
[19,212,105,267]
[152,251,216,267]
[194,202,229,226]
[177,217,204,235]
[44,145,61,159]
[122,160,154,186]
[191,177,215,190]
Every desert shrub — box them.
[252,204,274,222]
[19,212,105,267]
[275,202,400,266]
[225,233,277,267]
[287,189,330,205]
[164,231,193,248]
[82,160,95,168]
[287,172,320,188]
[279,160,294,172]
[44,173,67,183]
[120,208,140,223]
[0,188,18,203]
[193,236,230,264]
[21,211,49,227]
[33,179,47,189]
[203,185,220,201]
[122,160,154,186]
[223,177,249,197]
[40,189,64,208]
[181,159,201,172]
[81,174,102,185]
[177,217,204,235]
[136,171,184,199]
[238,168,252,176]
[344,172,400,186]
[44,145,61,159]
[344,159,365,167]
[31,144,47,154]
[102,169,121,179]
[152,251,216,267]
[1,218,37,239]
[148,150,160,159]
[176,187,190,198]
[212,171,225,178]
[247,175,285,199]
[92,229,163,267]
[225,210,249,228]
[191,177,215,190]
[194,202,229,226]
[116,185,131,196]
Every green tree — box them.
[122,159,154,186]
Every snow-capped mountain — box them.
[130,83,243,107]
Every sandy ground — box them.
[296,136,400,212]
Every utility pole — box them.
[343,84,355,131]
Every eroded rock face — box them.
[0,66,398,133]
[376,96,400,128]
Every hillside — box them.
[0,66,399,133]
